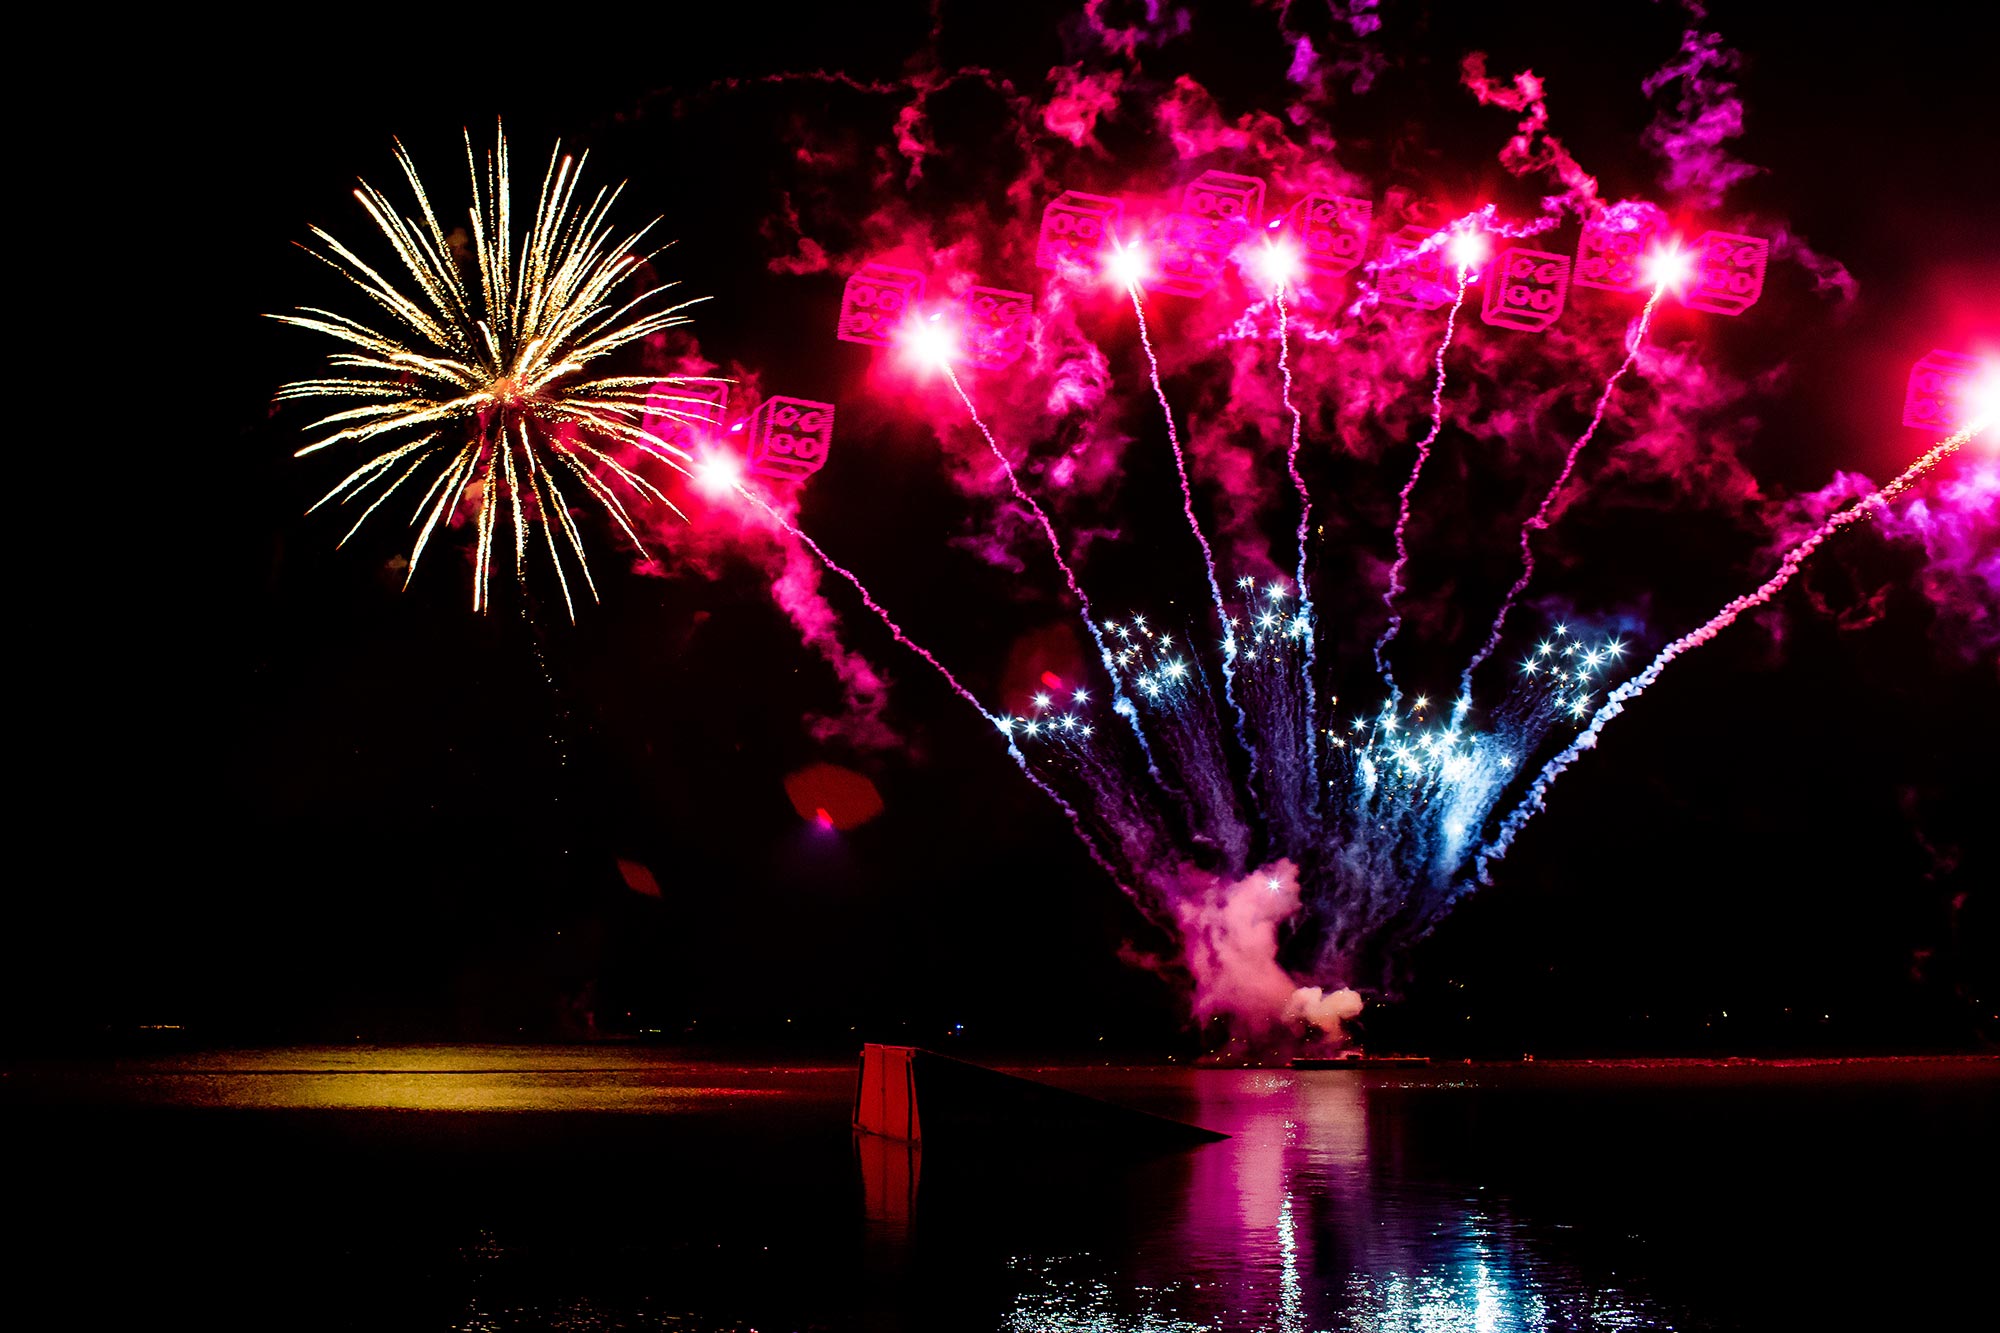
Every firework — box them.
[808,174,1981,1048]
[275,126,713,618]
[1474,417,1992,885]
[1269,249,1322,796]
[1010,560,1638,1006]
[1120,251,1258,780]
[1372,257,1474,696]
[761,118,1990,1047]
[770,134,1983,1045]
[1460,257,1679,699]
[936,360,1167,780]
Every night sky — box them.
[18,2,1995,1055]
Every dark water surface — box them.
[5,1048,1993,1330]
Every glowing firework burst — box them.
[263,12,1988,1055]
[768,131,1990,1048]
[274,126,714,618]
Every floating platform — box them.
[852,1044,1226,1149]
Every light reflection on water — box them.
[988,1072,1668,1332]
[9,1049,1994,1330]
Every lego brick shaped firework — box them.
[1480,248,1570,333]
[1145,212,1227,298]
[838,264,925,347]
[1681,230,1768,317]
[1181,169,1267,230]
[962,285,1033,370]
[747,396,836,482]
[1284,193,1372,278]
[1376,225,1453,310]
[1901,349,1984,432]
[1035,191,1124,274]
[1574,211,1666,292]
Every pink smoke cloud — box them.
[762,192,832,276]
[1770,225,1859,313]
[1583,335,1771,520]
[1641,23,1762,208]
[1173,859,1364,1043]
[1763,457,1998,665]
[1077,0,1193,59]
[1460,54,1601,218]
[605,340,903,752]
[1278,0,1388,118]
[1044,64,1125,149]
[772,539,900,750]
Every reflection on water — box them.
[11,1045,802,1112]
[1002,1256,1212,1332]
[989,1073,1667,1332]
[7,1049,1994,1330]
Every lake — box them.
[5,1047,1993,1330]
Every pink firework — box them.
[1280,193,1373,280]
[1480,247,1570,333]
[1036,190,1125,279]
[1902,350,1989,433]
[838,263,926,346]
[746,396,836,483]
[1680,229,1769,316]
[1574,203,1667,292]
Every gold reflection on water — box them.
[21,1045,808,1113]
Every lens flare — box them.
[1249,237,1304,292]
[693,447,746,499]
[1104,240,1150,289]
[1447,227,1491,271]
[1640,240,1695,291]
[1972,368,2000,440]
[900,311,960,370]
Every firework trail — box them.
[739,477,1141,898]
[1372,267,1472,697]
[1004,738,1141,905]
[736,486,993,723]
[1459,281,1670,700]
[1126,272,1262,785]
[1127,283,1236,655]
[942,364,1166,779]
[1473,419,1990,886]
[1275,281,1320,794]
[276,127,713,619]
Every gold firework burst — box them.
[274,126,716,618]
